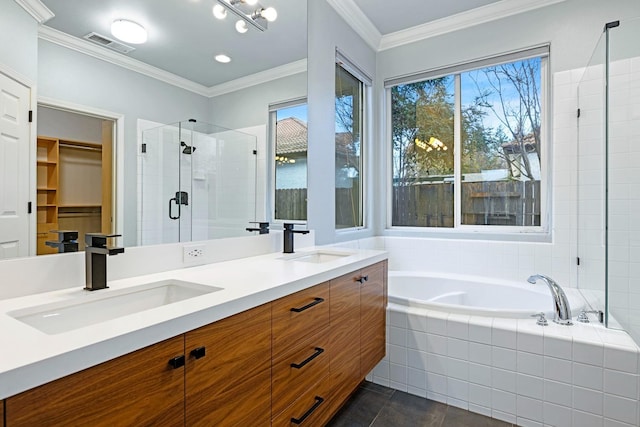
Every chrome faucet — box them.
[527,274,572,325]
[85,233,124,291]
[283,223,309,254]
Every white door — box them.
[0,72,30,259]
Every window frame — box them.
[385,46,551,238]
[269,97,308,225]
[335,50,372,232]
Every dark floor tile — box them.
[327,387,392,427]
[441,406,512,427]
[371,391,447,427]
[360,381,395,398]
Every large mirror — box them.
[13,0,307,254]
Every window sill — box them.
[383,226,551,243]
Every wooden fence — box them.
[275,187,361,226]
[392,180,541,227]
[276,180,540,227]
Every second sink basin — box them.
[9,280,222,335]
[288,250,352,264]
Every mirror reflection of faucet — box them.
[45,230,79,253]
[85,233,125,291]
[246,221,270,234]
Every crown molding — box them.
[38,26,307,99]
[38,26,211,96]
[379,0,568,51]
[326,0,381,51]
[14,0,54,24]
[205,59,307,97]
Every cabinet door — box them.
[328,270,361,415]
[5,336,185,427]
[360,261,387,377]
[185,303,272,427]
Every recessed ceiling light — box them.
[111,19,147,44]
[215,54,231,63]
[235,20,248,33]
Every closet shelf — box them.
[59,204,102,208]
[37,160,57,165]
[37,187,57,191]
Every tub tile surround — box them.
[370,304,640,427]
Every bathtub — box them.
[388,271,585,318]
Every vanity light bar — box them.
[216,0,268,32]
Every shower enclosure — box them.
[577,17,640,341]
[139,120,257,245]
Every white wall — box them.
[209,72,307,130]
[359,0,640,294]
[0,1,38,82]
[37,106,104,143]
[38,40,211,247]
[307,0,377,244]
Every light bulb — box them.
[245,0,258,5]
[215,54,231,63]
[111,19,147,44]
[235,20,248,33]
[212,4,227,19]
[260,7,277,22]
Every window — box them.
[389,47,548,230]
[335,57,367,229]
[271,101,307,221]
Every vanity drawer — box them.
[272,282,330,358]
[272,328,330,416]
[272,375,332,427]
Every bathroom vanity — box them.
[0,249,387,426]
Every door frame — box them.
[37,97,125,248]
[0,62,37,256]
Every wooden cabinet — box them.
[3,261,387,426]
[360,262,387,377]
[185,302,272,427]
[5,336,185,426]
[271,282,332,425]
[328,260,387,417]
[36,136,112,254]
[36,137,59,255]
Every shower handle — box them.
[169,196,180,220]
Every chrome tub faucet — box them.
[527,274,572,325]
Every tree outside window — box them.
[391,54,545,229]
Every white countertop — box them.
[0,247,387,399]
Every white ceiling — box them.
[39,0,307,88]
[352,0,501,35]
[36,0,542,89]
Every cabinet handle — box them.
[290,297,324,313]
[290,347,324,369]
[168,355,185,369]
[190,346,206,359]
[290,396,325,425]
[356,275,369,284]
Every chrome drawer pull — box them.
[290,347,324,369]
[290,297,324,313]
[291,396,325,424]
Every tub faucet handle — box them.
[531,312,548,326]
[577,310,604,324]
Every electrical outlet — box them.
[183,244,206,264]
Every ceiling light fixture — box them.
[215,54,231,63]
[110,19,147,44]
[214,0,277,32]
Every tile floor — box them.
[327,382,514,427]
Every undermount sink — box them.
[288,250,352,264]
[9,280,222,335]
